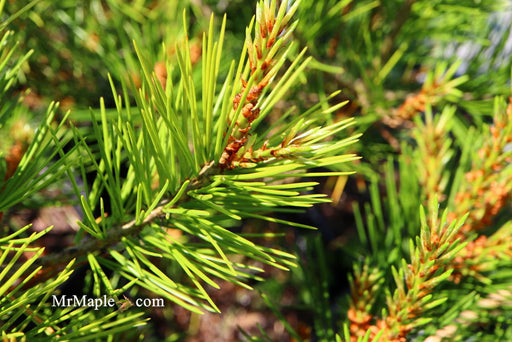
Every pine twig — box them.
[219,0,299,169]
[451,222,512,284]
[412,106,455,204]
[21,162,219,280]
[382,63,467,128]
[447,97,512,237]
[347,264,384,341]
[348,202,467,341]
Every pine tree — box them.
[1,0,512,341]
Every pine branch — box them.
[219,0,300,169]
[447,96,512,237]
[412,105,455,204]
[347,263,384,340]
[2,0,360,317]
[451,222,512,284]
[347,201,468,341]
[382,62,468,128]
[32,162,218,271]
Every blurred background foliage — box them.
[1,0,512,341]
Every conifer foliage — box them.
[1,0,512,341]
[0,0,357,340]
